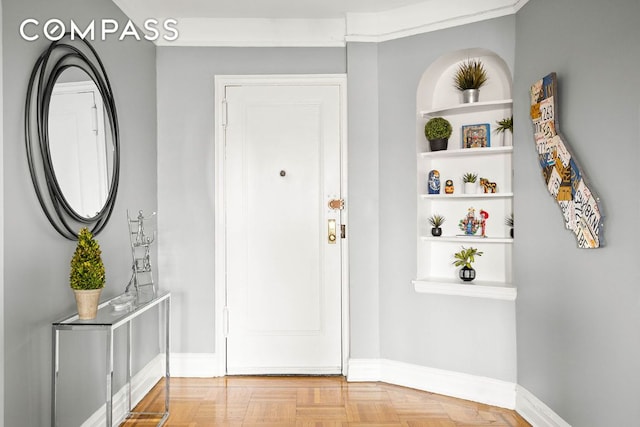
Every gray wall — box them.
[514,0,640,424]
[156,46,346,354]
[3,0,158,425]
[346,42,381,359]
[375,16,518,381]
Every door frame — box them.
[213,74,349,376]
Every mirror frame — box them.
[25,34,120,240]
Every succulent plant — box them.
[428,214,446,228]
[453,59,489,91]
[424,117,453,141]
[452,246,483,269]
[496,116,513,134]
[505,213,514,227]
[462,172,478,183]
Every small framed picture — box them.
[462,123,491,148]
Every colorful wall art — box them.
[529,73,604,248]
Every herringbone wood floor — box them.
[121,376,531,426]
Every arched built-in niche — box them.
[413,48,515,299]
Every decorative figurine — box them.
[479,209,489,237]
[428,170,441,194]
[480,177,497,193]
[445,179,455,194]
[459,207,480,235]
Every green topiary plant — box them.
[70,228,105,290]
[462,172,478,183]
[424,117,452,141]
[453,59,489,91]
[452,246,483,269]
[428,214,446,228]
[495,116,513,134]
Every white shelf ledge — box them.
[420,236,513,243]
[412,278,516,301]
[420,192,513,200]
[421,99,513,117]
[419,146,513,159]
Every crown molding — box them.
[112,0,529,47]
[346,0,523,42]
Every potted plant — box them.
[424,117,452,152]
[505,213,514,238]
[428,214,446,237]
[70,227,106,319]
[453,59,488,103]
[452,246,483,282]
[462,172,478,194]
[495,116,513,146]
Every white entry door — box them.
[224,78,344,375]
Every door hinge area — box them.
[223,306,230,337]
[340,224,346,239]
[222,99,228,128]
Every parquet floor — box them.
[121,376,531,426]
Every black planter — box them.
[429,138,448,152]
[459,266,476,282]
[431,227,442,237]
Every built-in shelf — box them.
[420,236,513,243]
[420,146,513,159]
[420,192,513,200]
[421,99,513,118]
[412,278,516,301]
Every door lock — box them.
[328,219,337,244]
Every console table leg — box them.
[106,328,113,427]
[127,320,132,414]
[51,328,59,427]
[164,297,171,420]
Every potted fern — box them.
[428,214,446,237]
[452,246,483,282]
[495,116,513,146]
[462,172,478,194]
[453,59,488,103]
[424,117,452,152]
[70,227,105,319]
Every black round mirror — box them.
[25,34,119,239]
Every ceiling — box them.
[111,0,527,46]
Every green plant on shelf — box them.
[453,59,488,91]
[428,214,446,228]
[452,246,483,269]
[462,172,478,183]
[495,116,513,134]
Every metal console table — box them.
[52,291,170,427]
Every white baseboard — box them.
[170,352,220,377]
[516,385,571,427]
[81,354,165,427]
[348,358,516,409]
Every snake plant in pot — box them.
[70,227,105,319]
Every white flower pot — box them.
[464,182,477,194]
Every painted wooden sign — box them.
[529,73,604,248]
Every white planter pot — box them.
[501,131,513,147]
[464,182,477,194]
